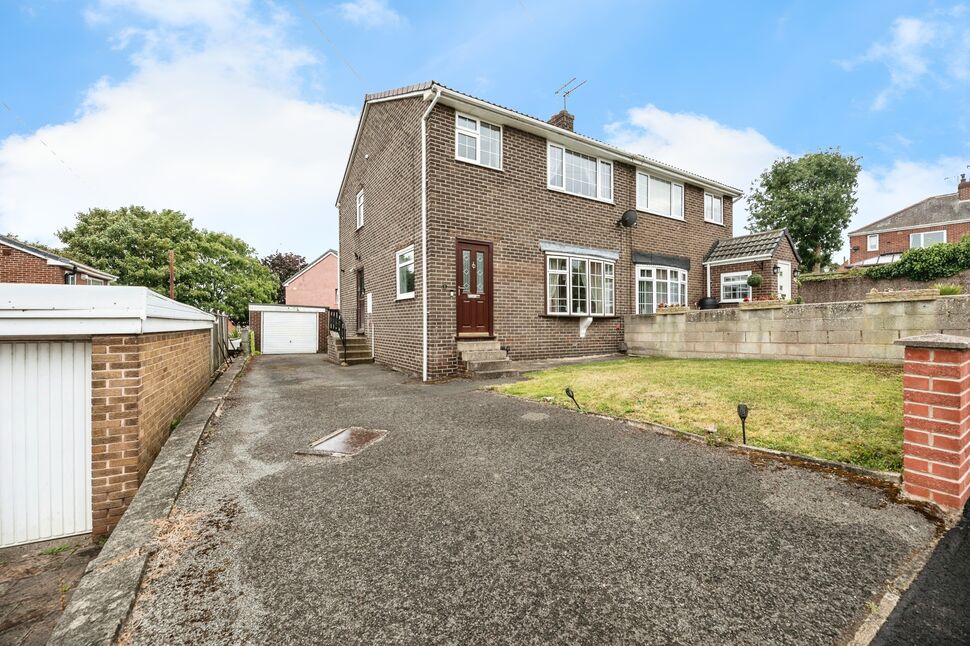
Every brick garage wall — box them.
[849,223,970,266]
[625,295,970,363]
[317,311,329,353]
[800,269,970,304]
[0,243,67,284]
[90,329,211,536]
[250,311,262,352]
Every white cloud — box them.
[0,0,359,258]
[336,0,403,29]
[843,7,970,110]
[606,104,962,263]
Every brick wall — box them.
[898,334,970,510]
[0,243,67,284]
[849,223,970,265]
[625,295,970,364]
[801,269,970,304]
[708,241,800,306]
[250,311,262,352]
[338,97,737,379]
[90,329,211,536]
[285,254,339,308]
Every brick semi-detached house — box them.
[336,82,798,380]
[848,174,970,267]
[0,234,117,285]
[284,249,339,308]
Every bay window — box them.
[546,254,615,316]
[547,143,613,201]
[636,172,684,220]
[720,271,751,303]
[636,266,688,314]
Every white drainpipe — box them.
[420,86,442,382]
[706,264,711,298]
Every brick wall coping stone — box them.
[894,334,970,350]
[50,356,249,646]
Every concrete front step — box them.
[460,349,509,362]
[466,358,512,372]
[343,356,374,365]
[457,339,501,354]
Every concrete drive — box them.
[122,355,937,645]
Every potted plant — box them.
[738,295,785,310]
[655,302,689,315]
[746,273,763,288]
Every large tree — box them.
[747,150,861,272]
[261,251,307,303]
[57,206,277,320]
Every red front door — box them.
[455,240,492,337]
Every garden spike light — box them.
[737,403,749,445]
[565,387,581,411]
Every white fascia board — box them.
[703,254,773,267]
[249,303,329,313]
[435,87,743,198]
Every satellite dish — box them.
[618,210,638,228]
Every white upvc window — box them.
[636,265,688,314]
[704,193,724,225]
[65,273,76,285]
[909,230,946,249]
[356,190,364,229]
[867,234,879,251]
[546,254,615,316]
[636,172,684,220]
[395,246,415,299]
[86,277,105,286]
[455,113,502,170]
[547,143,613,202]
[720,271,752,303]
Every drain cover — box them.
[298,427,387,457]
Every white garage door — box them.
[0,342,92,548]
[262,312,318,354]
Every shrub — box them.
[936,283,964,295]
[865,235,970,281]
[746,273,763,287]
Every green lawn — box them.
[495,357,904,472]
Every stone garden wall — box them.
[799,269,970,304]
[624,295,970,364]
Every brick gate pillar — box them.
[896,334,970,510]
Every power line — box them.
[292,0,366,85]
[1,100,85,183]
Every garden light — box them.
[737,403,749,445]
[565,387,581,411]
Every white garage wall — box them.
[0,342,92,547]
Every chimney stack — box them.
[548,109,575,132]
[959,173,970,201]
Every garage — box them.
[0,341,92,548]
[250,304,328,355]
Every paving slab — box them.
[121,355,939,645]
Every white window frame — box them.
[455,112,502,170]
[704,193,724,225]
[720,270,752,303]
[635,265,689,314]
[867,234,879,251]
[636,172,685,221]
[546,142,614,203]
[355,190,364,229]
[65,273,76,285]
[395,245,415,300]
[85,277,105,286]
[909,230,947,249]
[545,253,615,317]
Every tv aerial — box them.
[555,77,587,110]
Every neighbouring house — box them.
[284,249,339,308]
[0,234,117,285]
[703,229,801,305]
[847,174,970,267]
[336,81,743,380]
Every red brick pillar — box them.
[896,334,970,510]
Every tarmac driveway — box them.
[122,355,938,645]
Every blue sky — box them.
[1,0,968,260]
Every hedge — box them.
[864,235,970,281]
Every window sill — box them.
[396,293,415,301]
[638,208,685,222]
[540,313,621,319]
[455,156,503,172]
[704,218,725,226]
[546,185,614,206]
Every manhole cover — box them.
[298,427,387,457]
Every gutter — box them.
[420,86,442,382]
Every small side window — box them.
[867,234,878,251]
[356,190,364,229]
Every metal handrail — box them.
[328,309,347,363]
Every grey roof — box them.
[849,192,970,235]
[359,81,741,196]
[632,251,690,270]
[0,234,117,281]
[703,229,800,264]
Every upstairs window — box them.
[356,190,364,229]
[867,234,879,251]
[910,230,946,249]
[396,246,415,299]
[455,113,502,169]
[546,254,614,316]
[636,266,688,314]
[720,271,751,303]
[636,173,684,220]
[704,193,724,225]
[547,143,613,202]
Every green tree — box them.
[747,150,861,272]
[57,206,277,320]
[261,251,307,303]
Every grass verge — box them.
[495,357,903,471]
